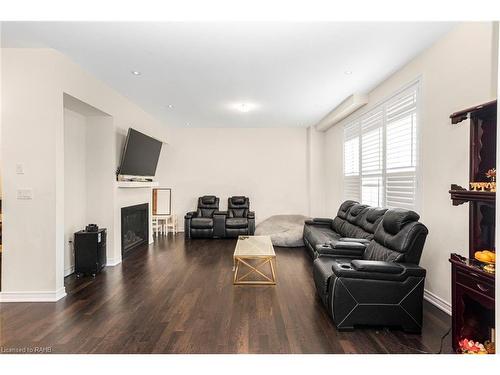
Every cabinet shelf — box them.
[449,253,495,281]
[449,184,495,206]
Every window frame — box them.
[342,78,422,211]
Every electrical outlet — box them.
[16,188,33,200]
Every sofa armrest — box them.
[305,218,333,227]
[213,211,226,238]
[332,261,426,281]
[339,237,371,244]
[313,217,334,224]
[351,260,402,274]
[330,241,366,250]
[248,212,256,235]
[184,211,197,239]
[315,242,365,258]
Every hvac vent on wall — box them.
[315,93,368,132]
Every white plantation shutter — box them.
[343,81,419,210]
[385,84,418,209]
[360,109,384,207]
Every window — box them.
[343,82,419,210]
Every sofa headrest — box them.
[201,195,217,205]
[347,204,369,224]
[349,204,369,217]
[197,195,219,216]
[230,196,246,205]
[337,200,358,219]
[382,208,420,235]
[366,207,388,223]
[359,207,387,234]
[228,196,249,211]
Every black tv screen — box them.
[118,128,163,177]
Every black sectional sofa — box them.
[304,200,429,333]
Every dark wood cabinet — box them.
[448,100,496,353]
[450,254,495,351]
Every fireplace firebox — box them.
[121,203,149,257]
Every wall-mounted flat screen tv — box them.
[118,128,163,177]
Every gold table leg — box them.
[233,256,276,285]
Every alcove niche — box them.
[63,93,115,276]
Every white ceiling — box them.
[1,22,455,128]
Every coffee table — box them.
[233,235,276,285]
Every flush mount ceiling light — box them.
[231,102,258,113]
[131,70,141,76]
[344,70,353,75]
[167,104,174,109]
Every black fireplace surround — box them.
[121,203,149,257]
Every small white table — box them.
[233,235,276,285]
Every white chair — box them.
[152,216,163,236]
[153,214,177,236]
[165,214,178,234]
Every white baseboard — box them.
[0,287,67,303]
[106,257,122,266]
[64,266,75,277]
[424,289,451,315]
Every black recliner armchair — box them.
[313,208,429,333]
[221,196,255,238]
[184,196,223,239]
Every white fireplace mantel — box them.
[116,181,159,189]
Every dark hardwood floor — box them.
[0,234,453,354]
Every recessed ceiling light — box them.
[231,102,258,113]
[131,70,141,76]
[239,103,251,113]
[167,104,174,109]
[344,70,353,75]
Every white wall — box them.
[63,108,88,275]
[1,48,169,299]
[163,127,310,223]
[324,22,498,311]
[324,123,344,216]
[86,116,116,264]
[307,126,326,217]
